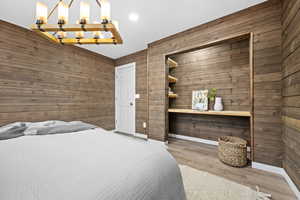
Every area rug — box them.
[179,165,272,200]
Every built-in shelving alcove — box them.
[165,33,254,160]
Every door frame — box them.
[115,62,136,134]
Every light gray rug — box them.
[180,165,272,200]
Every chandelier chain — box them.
[47,1,61,19]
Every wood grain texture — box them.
[169,113,251,145]
[168,109,251,117]
[147,0,283,166]
[0,20,115,130]
[115,50,148,134]
[282,0,300,190]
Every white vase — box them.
[214,97,223,111]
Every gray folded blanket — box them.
[36,121,97,135]
[0,123,27,140]
[0,121,98,140]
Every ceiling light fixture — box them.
[129,12,139,22]
[31,0,122,45]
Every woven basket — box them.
[218,136,247,167]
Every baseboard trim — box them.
[169,133,218,146]
[112,130,167,147]
[148,139,168,148]
[283,170,300,200]
[252,162,283,175]
[134,132,148,139]
[252,162,300,199]
[168,134,251,152]
[110,130,147,139]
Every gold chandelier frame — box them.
[30,0,122,45]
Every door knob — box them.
[130,102,133,106]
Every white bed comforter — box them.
[0,128,186,200]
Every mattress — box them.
[0,128,186,200]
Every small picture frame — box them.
[192,90,208,111]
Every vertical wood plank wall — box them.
[147,0,283,166]
[0,20,115,130]
[115,50,148,134]
[168,39,251,143]
[282,0,300,190]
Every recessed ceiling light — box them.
[129,12,139,22]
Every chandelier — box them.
[30,0,122,45]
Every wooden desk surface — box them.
[168,108,251,117]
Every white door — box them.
[115,63,136,134]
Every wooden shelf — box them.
[167,58,178,69]
[168,75,178,83]
[168,108,251,117]
[168,93,178,98]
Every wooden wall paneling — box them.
[165,55,170,142]
[282,0,300,190]
[249,32,254,161]
[115,50,148,134]
[147,0,283,166]
[148,49,168,141]
[169,114,251,143]
[0,20,115,130]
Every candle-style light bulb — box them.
[75,31,84,39]
[80,1,90,24]
[112,20,119,32]
[36,2,48,24]
[57,31,67,39]
[93,31,102,39]
[58,1,69,24]
[75,20,84,39]
[93,21,102,39]
[100,0,111,23]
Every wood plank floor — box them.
[167,138,297,200]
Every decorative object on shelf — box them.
[208,88,217,111]
[218,136,247,167]
[214,97,223,111]
[192,90,208,111]
[31,0,122,45]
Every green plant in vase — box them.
[208,88,217,111]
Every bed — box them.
[0,123,186,200]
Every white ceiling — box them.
[0,0,266,59]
